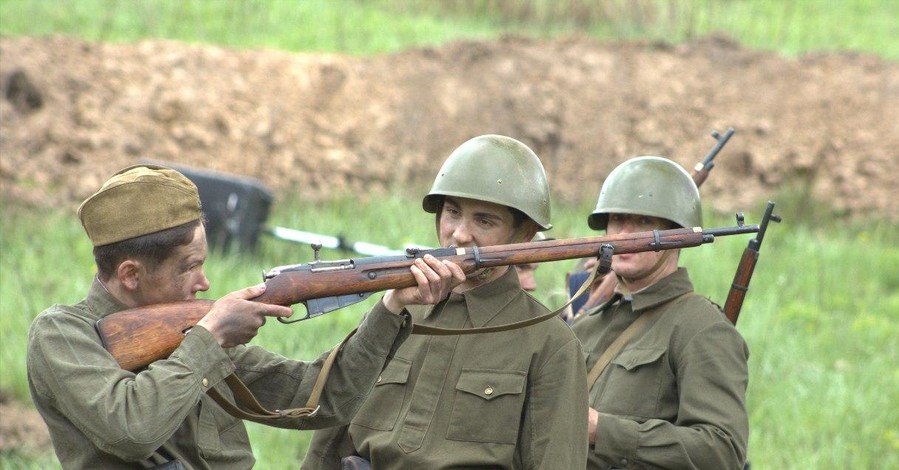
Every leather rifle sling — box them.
[586,292,690,389]
[207,328,357,423]
[411,256,605,336]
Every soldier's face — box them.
[438,196,520,249]
[133,225,211,305]
[515,263,538,292]
[605,213,677,288]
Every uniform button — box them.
[620,459,628,465]
[202,378,209,387]
[484,386,494,395]
[377,376,382,383]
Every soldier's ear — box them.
[116,259,142,291]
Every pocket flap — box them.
[377,356,412,386]
[612,348,666,371]
[455,369,526,400]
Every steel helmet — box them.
[423,134,552,230]
[588,156,702,230]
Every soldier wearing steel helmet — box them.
[571,156,749,469]
[302,135,588,469]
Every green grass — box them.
[2,0,898,468]
[1,0,896,59]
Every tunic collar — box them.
[85,276,130,321]
[629,267,694,312]
[585,267,694,316]
[424,267,522,327]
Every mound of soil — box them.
[0,32,897,456]
[2,34,897,221]
[0,391,51,457]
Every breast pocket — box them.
[597,347,668,418]
[447,369,527,445]
[199,393,251,456]
[350,356,412,431]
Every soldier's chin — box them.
[466,267,487,279]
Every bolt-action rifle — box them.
[723,201,782,325]
[568,127,736,317]
[97,220,759,371]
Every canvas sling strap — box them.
[586,292,691,389]
[211,254,610,422]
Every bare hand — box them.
[382,255,466,314]
[197,284,293,348]
[588,407,599,445]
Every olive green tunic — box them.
[571,268,749,469]
[27,278,411,469]
[302,268,589,469]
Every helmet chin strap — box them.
[616,249,674,292]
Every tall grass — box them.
[1,0,896,59]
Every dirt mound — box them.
[1,34,897,220]
[0,391,51,457]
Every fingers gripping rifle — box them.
[723,201,782,325]
[97,220,760,371]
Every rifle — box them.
[723,201,781,325]
[97,220,760,371]
[568,127,735,317]
[690,127,734,186]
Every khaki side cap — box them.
[78,165,202,246]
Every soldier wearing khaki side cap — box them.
[27,164,414,469]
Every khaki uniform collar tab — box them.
[86,277,130,320]
[631,267,694,312]
[462,268,520,327]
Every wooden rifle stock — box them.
[723,201,781,325]
[97,223,759,371]
[570,127,735,316]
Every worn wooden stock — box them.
[97,224,758,371]
[722,201,780,325]
[723,249,759,325]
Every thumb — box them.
[229,283,267,301]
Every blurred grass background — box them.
[2,0,898,469]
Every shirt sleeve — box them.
[520,335,590,469]
[27,309,234,461]
[593,321,749,470]
[300,423,352,470]
[227,303,412,430]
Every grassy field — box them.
[1,0,897,59]
[2,0,898,468]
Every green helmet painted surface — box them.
[423,134,552,230]
[588,156,702,230]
